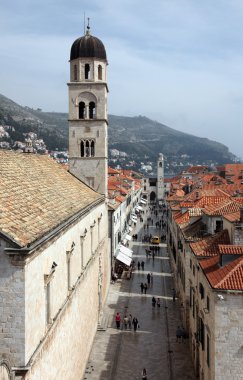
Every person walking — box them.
[150,272,153,284]
[137,261,141,270]
[144,283,148,294]
[152,296,156,307]
[141,261,145,270]
[140,282,144,294]
[132,317,139,332]
[115,312,121,329]
[142,368,147,379]
[147,272,151,285]
[172,288,176,302]
[123,315,128,330]
[157,298,161,308]
[128,314,132,330]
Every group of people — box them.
[115,312,139,332]
[137,260,145,270]
[152,296,161,308]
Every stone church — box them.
[0,27,110,379]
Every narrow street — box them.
[83,205,195,380]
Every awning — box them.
[140,199,147,204]
[115,244,133,257]
[131,218,137,223]
[128,226,133,232]
[136,205,143,211]
[125,234,132,241]
[116,251,132,266]
[115,244,133,266]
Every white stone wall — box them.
[0,202,110,379]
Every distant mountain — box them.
[0,94,237,165]
[108,115,236,164]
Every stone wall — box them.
[0,202,110,379]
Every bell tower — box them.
[157,153,164,201]
[68,23,108,196]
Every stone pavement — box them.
[83,207,196,380]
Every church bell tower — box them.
[157,153,164,201]
[68,23,108,196]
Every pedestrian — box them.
[132,317,139,332]
[152,296,156,307]
[141,261,145,270]
[128,314,132,329]
[115,312,121,329]
[157,298,161,308]
[144,283,147,294]
[172,288,176,302]
[176,326,182,343]
[142,368,147,380]
[137,261,141,270]
[150,272,153,284]
[123,315,128,329]
[147,272,151,284]
[140,282,144,294]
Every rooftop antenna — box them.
[84,12,85,35]
[87,17,90,33]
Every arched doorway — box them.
[150,191,156,202]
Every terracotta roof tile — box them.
[200,254,243,290]
[0,151,102,247]
[190,230,230,257]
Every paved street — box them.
[83,206,195,380]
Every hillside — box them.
[0,94,237,167]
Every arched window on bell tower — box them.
[85,64,90,79]
[79,102,85,119]
[91,140,95,156]
[98,65,102,80]
[74,64,78,81]
[159,162,162,167]
[85,140,90,157]
[80,140,85,157]
[89,102,96,119]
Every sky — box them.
[1,0,243,159]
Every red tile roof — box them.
[190,230,230,257]
[218,245,243,254]
[202,199,240,216]
[200,255,243,290]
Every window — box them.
[190,259,192,269]
[87,177,94,187]
[91,140,95,156]
[193,265,195,276]
[206,296,210,311]
[98,64,102,80]
[45,281,51,325]
[85,63,90,79]
[80,140,95,157]
[79,101,85,119]
[80,140,84,157]
[199,283,205,299]
[89,101,96,119]
[74,64,78,80]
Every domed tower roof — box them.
[70,25,107,62]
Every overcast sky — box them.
[1,0,243,158]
